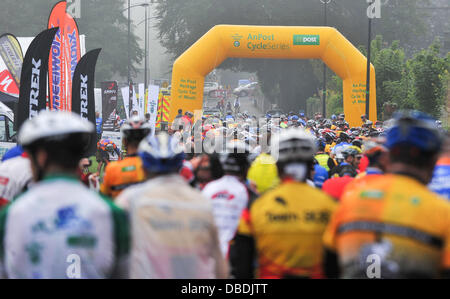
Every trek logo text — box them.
[30,58,41,117]
[80,74,88,120]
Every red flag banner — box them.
[48,1,67,111]
[0,70,19,95]
[47,0,81,112]
[64,8,81,111]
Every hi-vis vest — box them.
[315,154,330,172]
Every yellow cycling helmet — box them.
[247,153,280,194]
[348,145,362,154]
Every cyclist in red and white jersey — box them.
[0,153,33,208]
[202,140,257,258]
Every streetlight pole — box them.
[322,0,330,118]
[144,4,148,91]
[137,14,154,117]
[125,1,150,117]
[128,0,131,87]
[127,0,133,117]
[366,0,374,120]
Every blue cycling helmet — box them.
[386,110,443,152]
[291,115,299,121]
[138,132,185,174]
[316,138,326,151]
[300,113,305,118]
[297,119,306,126]
[331,115,337,120]
[266,114,272,119]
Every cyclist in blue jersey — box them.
[429,133,450,200]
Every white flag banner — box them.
[121,87,130,119]
[138,83,145,117]
[148,84,160,135]
[132,86,138,115]
[94,88,102,114]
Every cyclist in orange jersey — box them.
[323,111,450,279]
[101,116,151,199]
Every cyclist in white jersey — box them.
[202,140,256,258]
[116,132,228,279]
[0,111,129,279]
[0,154,33,207]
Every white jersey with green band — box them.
[0,174,129,279]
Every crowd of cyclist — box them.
[0,105,450,279]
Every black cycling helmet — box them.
[340,132,351,141]
[324,132,336,143]
[221,140,251,176]
[352,139,363,149]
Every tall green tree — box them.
[0,0,143,83]
[371,36,408,118]
[358,37,449,120]
[408,41,449,118]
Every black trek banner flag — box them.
[71,48,101,122]
[72,48,101,156]
[15,28,58,131]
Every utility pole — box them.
[127,0,132,117]
[144,4,148,91]
[365,0,374,119]
[125,1,151,117]
[322,0,330,117]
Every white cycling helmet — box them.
[19,110,94,147]
[333,144,350,161]
[271,127,317,163]
[19,111,95,181]
[120,116,152,141]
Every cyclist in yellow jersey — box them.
[306,120,316,134]
[230,128,337,279]
[315,139,335,172]
[101,116,151,199]
[323,131,336,155]
[323,110,450,279]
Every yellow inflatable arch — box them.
[169,25,376,127]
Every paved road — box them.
[204,96,263,117]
